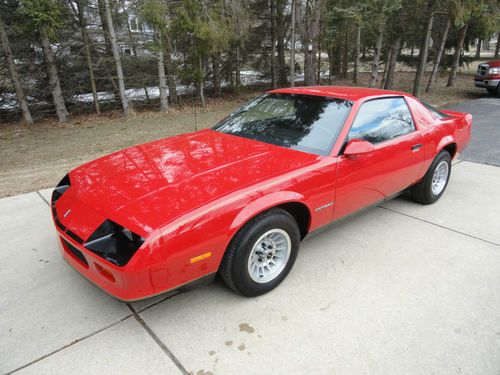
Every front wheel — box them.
[487,84,500,96]
[219,208,300,297]
[410,150,452,204]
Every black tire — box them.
[219,208,300,297]
[487,87,497,95]
[410,150,452,204]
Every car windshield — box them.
[213,93,352,156]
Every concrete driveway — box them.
[2,99,500,375]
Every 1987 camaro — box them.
[51,87,472,301]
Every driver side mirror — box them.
[344,139,375,156]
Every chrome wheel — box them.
[247,229,291,283]
[431,160,449,195]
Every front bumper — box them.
[57,230,157,301]
[474,76,500,88]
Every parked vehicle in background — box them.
[475,60,500,95]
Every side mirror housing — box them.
[344,139,375,156]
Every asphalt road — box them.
[448,96,500,166]
[1,98,500,375]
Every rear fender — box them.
[436,135,456,156]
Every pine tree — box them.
[0,13,33,123]
[102,0,129,114]
[21,0,69,122]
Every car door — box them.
[333,97,425,220]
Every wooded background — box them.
[0,0,499,124]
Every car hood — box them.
[485,59,500,68]
[65,129,319,237]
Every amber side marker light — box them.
[190,252,212,263]
[95,263,116,282]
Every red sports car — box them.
[51,87,472,301]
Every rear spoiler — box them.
[440,109,471,119]
[440,109,473,124]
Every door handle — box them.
[412,143,423,152]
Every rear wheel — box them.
[219,208,300,297]
[410,150,451,204]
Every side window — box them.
[348,97,415,144]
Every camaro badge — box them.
[315,202,334,212]
[64,209,72,218]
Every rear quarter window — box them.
[420,101,451,119]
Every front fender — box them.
[229,191,308,234]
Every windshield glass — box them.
[213,93,352,156]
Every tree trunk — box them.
[276,0,287,86]
[317,13,322,83]
[303,42,316,86]
[212,53,221,96]
[334,41,342,78]
[384,36,401,89]
[341,26,348,78]
[97,0,112,55]
[413,7,434,96]
[299,0,323,86]
[475,39,481,58]
[379,44,391,88]
[369,22,384,87]
[235,44,241,92]
[197,53,206,108]
[353,25,361,84]
[97,0,118,100]
[0,15,33,123]
[426,17,450,92]
[156,32,168,112]
[122,0,148,104]
[229,47,235,90]
[368,0,387,87]
[103,0,128,115]
[447,23,468,87]
[290,0,296,87]
[121,1,137,57]
[270,0,277,89]
[327,44,334,83]
[163,34,178,105]
[39,24,69,122]
[494,33,500,59]
[73,0,100,114]
[317,49,321,84]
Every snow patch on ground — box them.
[0,71,274,110]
